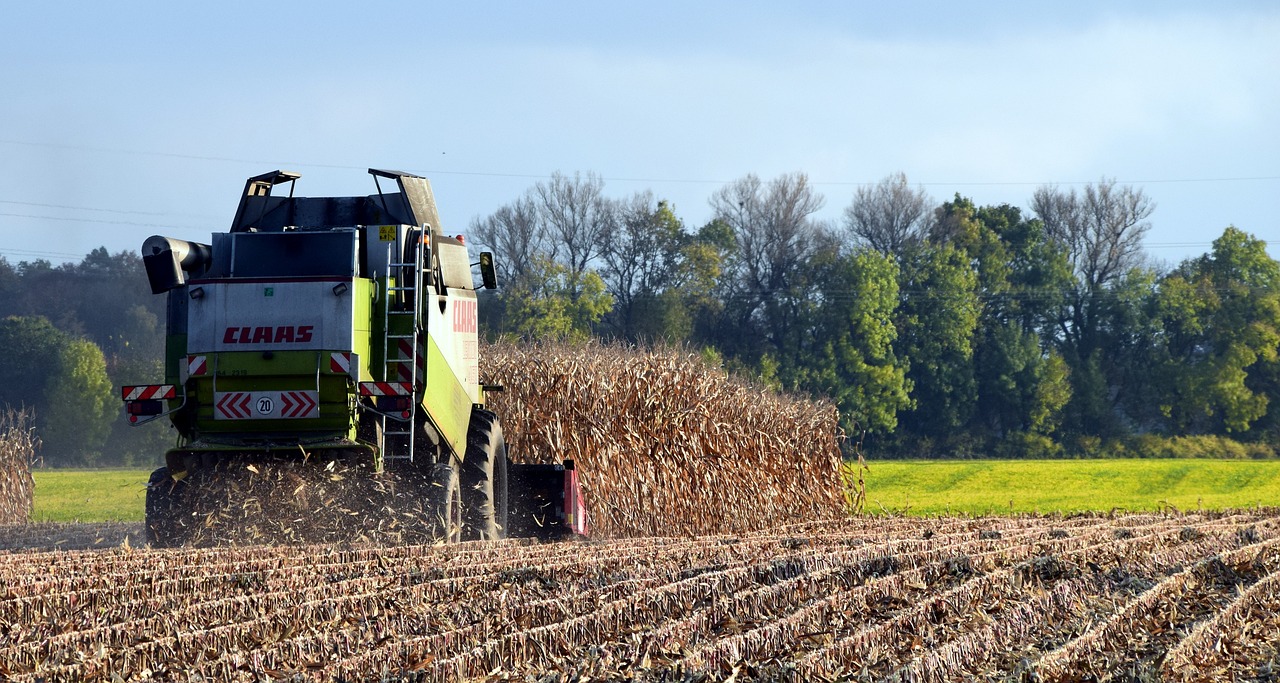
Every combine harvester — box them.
[122,169,587,546]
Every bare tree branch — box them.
[470,194,543,285]
[535,171,612,280]
[709,172,827,311]
[843,172,933,255]
[1031,177,1153,291]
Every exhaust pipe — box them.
[141,236,212,294]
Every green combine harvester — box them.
[122,169,587,546]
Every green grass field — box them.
[25,460,1280,523]
[859,459,1280,515]
[31,468,150,522]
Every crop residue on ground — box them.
[0,511,1277,681]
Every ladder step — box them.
[382,243,421,465]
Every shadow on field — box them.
[0,522,145,551]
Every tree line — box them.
[2,171,1274,464]
[473,171,1280,459]
[0,249,170,466]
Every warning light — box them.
[455,234,465,244]
[126,399,164,416]
[375,395,412,413]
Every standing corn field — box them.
[482,339,848,538]
[0,410,36,525]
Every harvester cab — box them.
[123,169,588,546]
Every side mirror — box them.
[479,252,498,290]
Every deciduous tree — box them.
[43,338,114,466]
[470,195,543,286]
[797,249,911,436]
[893,243,981,440]
[1031,179,1156,439]
[0,316,115,466]
[843,172,933,255]
[535,171,612,288]
[932,196,1073,450]
[500,256,613,342]
[598,193,688,341]
[708,172,829,363]
[1156,227,1280,433]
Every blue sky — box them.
[1,2,1277,267]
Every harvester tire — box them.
[427,461,462,543]
[144,467,188,548]
[460,409,509,541]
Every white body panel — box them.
[188,280,355,353]
[427,289,480,403]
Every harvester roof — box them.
[230,168,443,235]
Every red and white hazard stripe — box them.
[394,340,425,384]
[358,381,413,396]
[122,385,176,401]
[329,352,351,374]
[185,355,208,376]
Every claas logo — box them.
[453,300,477,333]
[223,326,315,344]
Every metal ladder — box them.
[381,228,426,463]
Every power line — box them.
[2,138,1278,188]
[0,199,168,216]
[902,176,1280,188]
[0,138,364,172]
[0,247,89,260]
[0,212,198,230]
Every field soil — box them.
[1,512,1278,681]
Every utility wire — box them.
[0,247,88,260]
[2,138,1278,188]
[0,199,167,216]
[0,212,199,231]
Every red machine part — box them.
[563,462,589,537]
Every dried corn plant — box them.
[481,339,848,538]
[0,410,37,525]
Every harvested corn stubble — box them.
[0,511,1277,682]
